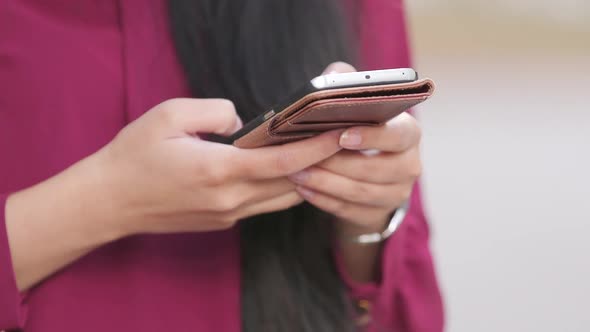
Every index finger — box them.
[231,130,343,180]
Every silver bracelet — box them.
[348,200,409,245]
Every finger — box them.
[317,147,421,184]
[322,61,357,74]
[231,130,343,180]
[339,112,421,152]
[238,191,304,219]
[295,187,392,226]
[156,98,242,136]
[288,167,403,208]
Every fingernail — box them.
[322,62,355,75]
[322,67,338,75]
[340,129,362,148]
[322,64,339,75]
[289,170,310,184]
[296,186,315,199]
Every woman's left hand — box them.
[288,112,422,235]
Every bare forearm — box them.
[5,153,121,291]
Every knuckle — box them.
[209,192,240,212]
[159,98,182,108]
[157,98,183,113]
[211,199,234,213]
[215,98,237,114]
[217,213,238,229]
[225,192,244,210]
[229,185,249,208]
[226,193,244,211]
[156,101,180,125]
[213,99,238,124]
[203,163,230,185]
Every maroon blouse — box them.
[0,0,444,331]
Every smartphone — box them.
[221,68,419,144]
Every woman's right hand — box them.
[6,98,342,291]
[97,98,343,236]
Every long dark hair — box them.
[168,1,358,331]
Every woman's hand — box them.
[98,98,343,236]
[287,62,422,236]
[289,113,421,235]
[6,98,342,290]
[285,62,422,283]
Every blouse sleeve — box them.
[0,193,28,330]
[334,183,444,332]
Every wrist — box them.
[334,214,391,237]
[4,152,125,290]
[25,151,128,247]
[81,149,131,242]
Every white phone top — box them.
[310,68,417,89]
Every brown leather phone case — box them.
[234,78,435,148]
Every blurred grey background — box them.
[406,1,590,331]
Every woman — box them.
[0,0,443,331]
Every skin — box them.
[5,63,422,292]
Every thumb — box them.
[322,61,357,75]
[157,98,242,136]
